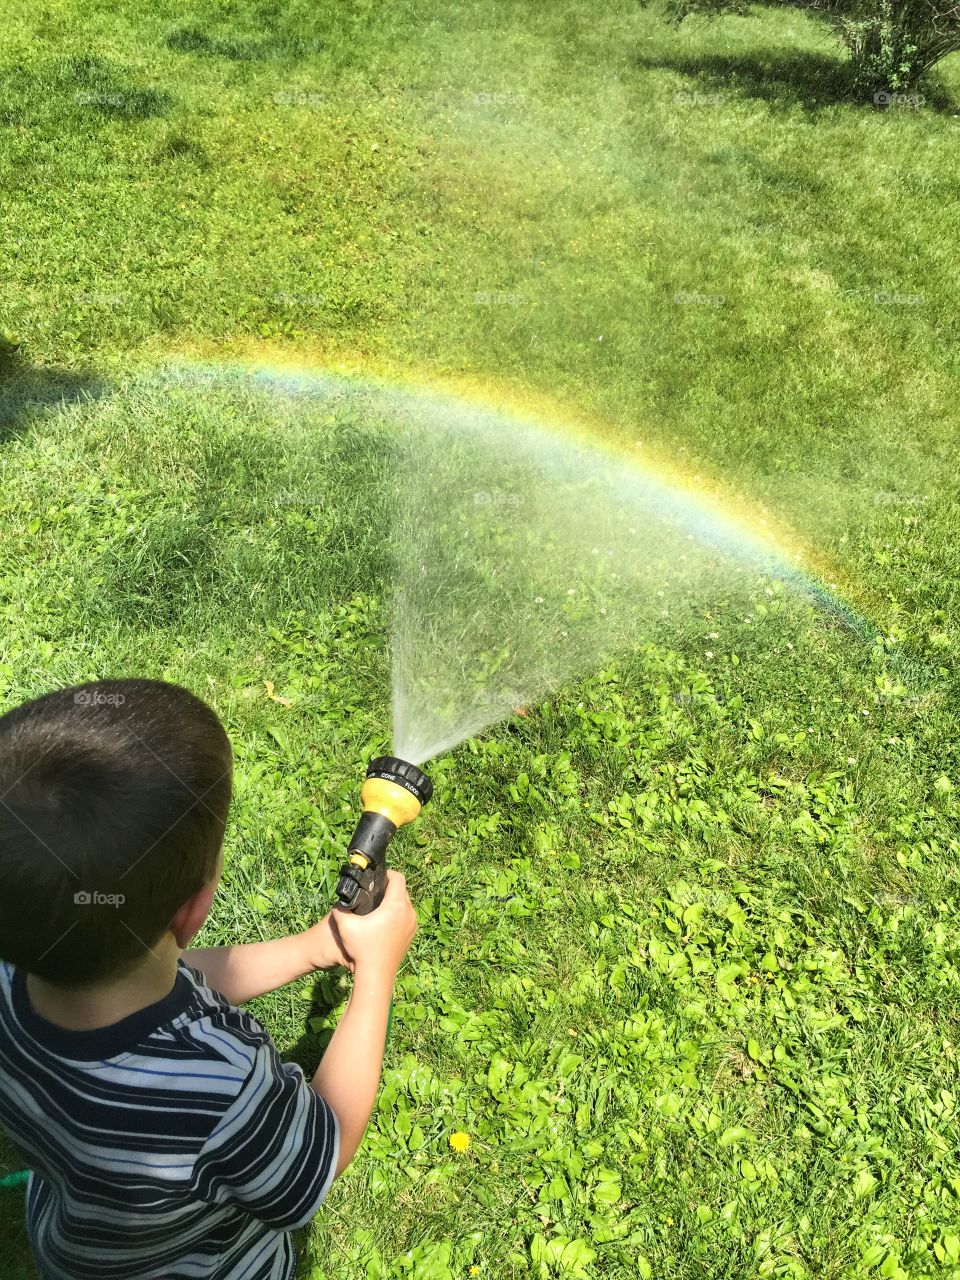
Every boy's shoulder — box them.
[163,959,282,1070]
[0,957,280,1080]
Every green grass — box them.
[1,2,960,1278]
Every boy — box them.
[0,678,417,1279]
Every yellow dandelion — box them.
[449,1131,471,1153]
[470,1269,480,1276]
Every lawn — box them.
[1,2,959,1278]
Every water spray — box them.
[335,757,433,914]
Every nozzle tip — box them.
[366,756,433,806]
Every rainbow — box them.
[149,346,876,645]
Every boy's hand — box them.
[330,870,417,979]
[300,911,354,972]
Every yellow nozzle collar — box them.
[360,777,423,828]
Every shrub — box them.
[644,0,960,98]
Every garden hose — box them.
[335,757,432,1045]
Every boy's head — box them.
[0,679,233,988]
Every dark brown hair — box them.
[0,679,232,987]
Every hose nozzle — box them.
[335,757,433,915]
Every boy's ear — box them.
[169,878,219,949]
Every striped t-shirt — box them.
[0,958,340,1279]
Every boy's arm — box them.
[309,871,417,1178]
[184,915,348,1004]
[309,962,394,1176]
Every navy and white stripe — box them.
[0,959,339,1279]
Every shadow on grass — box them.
[59,54,174,121]
[163,24,326,62]
[284,970,347,1078]
[0,1188,35,1280]
[0,1135,35,1280]
[281,968,378,1267]
[0,341,107,444]
[633,48,955,112]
